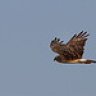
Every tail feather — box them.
[86,60,96,64]
[79,59,96,64]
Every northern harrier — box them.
[50,31,96,64]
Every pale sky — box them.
[0,0,96,96]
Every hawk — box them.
[50,31,96,64]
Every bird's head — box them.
[54,56,62,63]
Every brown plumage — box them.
[50,31,96,64]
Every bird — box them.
[50,31,96,64]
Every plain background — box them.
[0,0,96,96]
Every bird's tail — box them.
[79,59,96,64]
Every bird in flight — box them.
[50,31,96,64]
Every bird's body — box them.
[50,31,96,64]
[54,56,96,64]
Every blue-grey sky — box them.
[0,0,96,96]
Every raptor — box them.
[50,31,96,64]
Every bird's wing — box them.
[65,31,89,59]
[50,37,64,54]
[50,37,74,59]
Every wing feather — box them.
[50,31,89,60]
[66,31,89,59]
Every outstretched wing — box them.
[66,31,89,59]
[50,31,89,60]
[50,37,64,54]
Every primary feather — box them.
[50,31,89,60]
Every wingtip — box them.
[54,37,60,41]
[77,31,89,37]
